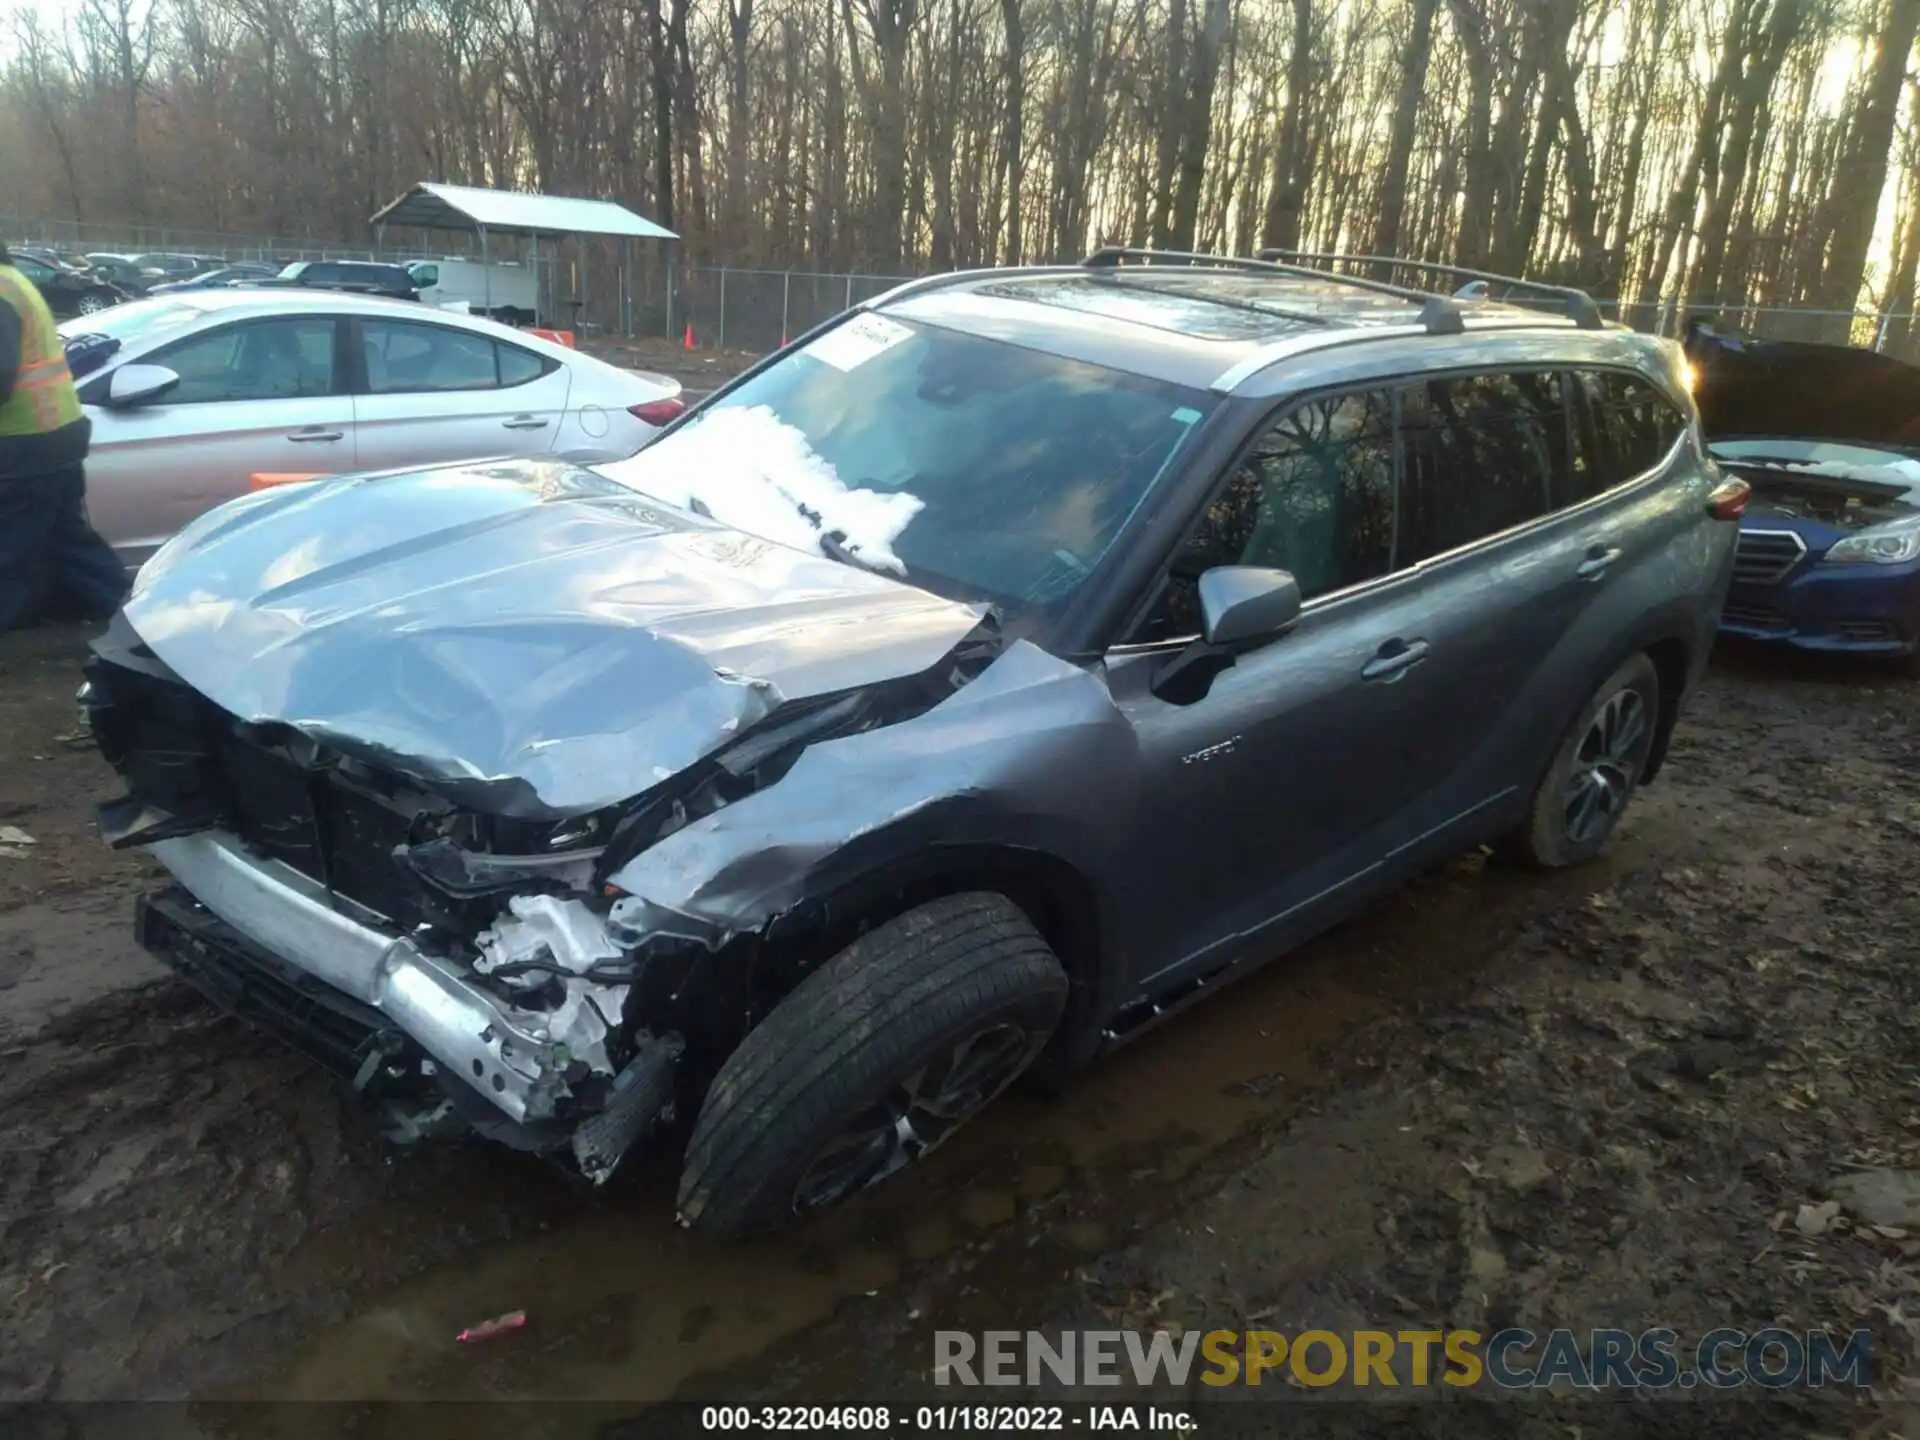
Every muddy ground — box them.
[5,613,1920,1436]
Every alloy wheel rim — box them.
[1562,687,1649,845]
[792,1022,1036,1215]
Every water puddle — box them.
[225,845,1625,1409]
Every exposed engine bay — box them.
[84,610,1004,1184]
[1725,463,1920,531]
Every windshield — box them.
[598,313,1215,612]
[56,298,203,347]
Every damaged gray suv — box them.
[84,249,1743,1234]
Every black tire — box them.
[75,289,113,315]
[1496,652,1661,869]
[676,892,1068,1236]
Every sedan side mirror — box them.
[105,363,181,408]
[1199,565,1303,646]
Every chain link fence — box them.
[13,213,1920,359]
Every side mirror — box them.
[1198,565,1302,647]
[1151,566,1303,706]
[105,363,180,408]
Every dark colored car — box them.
[83,249,1739,1234]
[260,259,419,301]
[12,243,76,269]
[147,262,280,295]
[81,254,154,295]
[129,252,222,280]
[1688,323,1920,662]
[11,252,129,319]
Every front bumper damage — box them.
[83,575,1012,1185]
[137,828,684,1178]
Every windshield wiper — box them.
[818,528,901,577]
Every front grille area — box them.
[1721,599,1791,630]
[217,739,428,925]
[1733,529,1808,585]
[85,619,483,936]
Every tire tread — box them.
[677,892,1065,1234]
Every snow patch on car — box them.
[1767,457,1920,486]
[597,404,924,575]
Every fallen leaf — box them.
[1795,1201,1841,1237]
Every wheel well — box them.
[1640,636,1690,784]
[750,848,1111,1066]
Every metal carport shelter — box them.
[369,181,678,331]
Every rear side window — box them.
[1577,371,1687,492]
[1397,373,1560,564]
[497,343,553,386]
[343,264,408,287]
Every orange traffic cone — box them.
[683,322,695,350]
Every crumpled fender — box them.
[604,641,1141,950]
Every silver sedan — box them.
[59,288,685,567]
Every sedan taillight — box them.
[630,396,687,426]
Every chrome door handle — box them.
[288,428,343,442]
[1576,546,1622,580]
[503,415,549,430]
[1361,638,1430,682]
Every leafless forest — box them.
[4,0,1920,330]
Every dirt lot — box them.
[5,614,1920,1434]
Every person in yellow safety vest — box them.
[0,240,130,632]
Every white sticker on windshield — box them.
[804,313,915,372]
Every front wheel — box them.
[75,290,113,315]
[676,892,1068,1236]
[1497,652,1660,868]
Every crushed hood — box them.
[120,458,990,816]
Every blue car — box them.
[1690,326,1920,662]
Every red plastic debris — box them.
[456,1310,527,1344]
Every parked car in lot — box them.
[12,243,84,270]
[58,288,685,567]
[83,249,1737,1234]
[129,252,223,280]
[11,251,131,318]
[1688,324,1920,664]
[261,259,420,301]
[148,262,280,295]
[81,254,156,295]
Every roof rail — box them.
[1080,245,1465,336]
[1256,249,1605,330]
